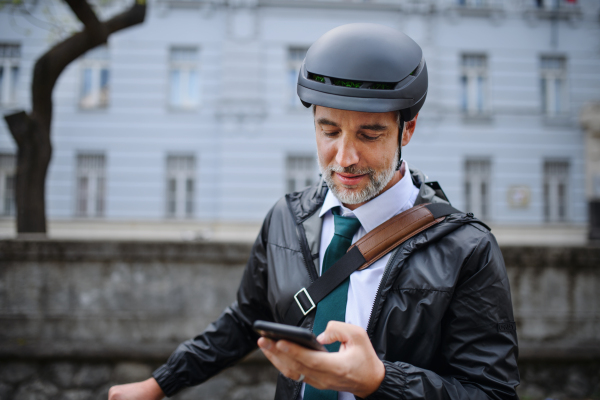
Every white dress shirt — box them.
[300,161,420,400]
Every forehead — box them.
[314,105,397,128]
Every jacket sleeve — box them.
[152,208,275,397]
[365,230,519,400]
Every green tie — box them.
[304,207,362,400]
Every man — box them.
[109,23,519,400]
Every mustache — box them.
[325,163,375,176]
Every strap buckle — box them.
[294,287,316,316]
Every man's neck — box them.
[343,169,404,211]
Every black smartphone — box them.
[253,320,327,352]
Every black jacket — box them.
[153,169,520,399]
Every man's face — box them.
[314,106,402,207]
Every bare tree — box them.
[3,0,146,235]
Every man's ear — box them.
[401,113,418,146]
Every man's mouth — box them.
[335,172,367,186]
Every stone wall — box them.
[0,240,599,399]
[0,360,278,400]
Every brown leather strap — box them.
[351,203,445,270]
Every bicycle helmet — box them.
[297,23,428,166]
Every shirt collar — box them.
[319,161,418,233]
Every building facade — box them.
[0,0,598,235]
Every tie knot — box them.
[333,211,362,240]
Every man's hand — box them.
[258,321,385,398]
[108,378,165,400]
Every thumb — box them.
[317,321,353,345]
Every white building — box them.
[0,0,598,242]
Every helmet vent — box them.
[308,73,326,83]
[308,72,396,90]
[332,78,362,88]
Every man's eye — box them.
[323,131,339,137]
[363,134,380,141]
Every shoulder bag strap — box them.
[283,202,461,326]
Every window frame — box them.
[460,53,489,116]
[165,154,196,219]
[75,152,107,218]
[287,47,309,111]
[464,158,492,221]
[540,55,568,117]
[285,154,317,194]
[0,152,16,217]
[543,159,570,223]
[78,46,110,110]
[0,43,21,107]
[168,46,201,111]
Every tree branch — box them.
[105,0,146,34]
[30,0,146,132]
[64,0,107,44]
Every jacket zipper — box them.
[292,224,315,400]
[365,248,399,339]
[364,215,459,337]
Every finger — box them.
[262,342,311,380]
[270,346,329,390]
[277,344,345,392]
[317,321,363,345]
[276,339,340,373]
[258,337,275,351]
[261,345,290,374]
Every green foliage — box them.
[308,73,325,83]
[332,79,361,88]
[0,0,24,11]
[307,73,394,90]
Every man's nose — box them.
[335,137,359,168]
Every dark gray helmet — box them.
[297,23,427,122]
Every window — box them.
[540,56,567,116]
[288,47,308,109]
[458,0,487,7]
[76,153,106,217]
[0,153,16,216]
[0,44,20,106]
[79,46,109,109]
[464,158,491,220]
[169,47,200,109]
[536,0,577,9]
[166,155,195,218]
[460,54,488,115]
[286,155,316,193]
[543,160,569,222]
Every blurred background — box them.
[0,0,599,399]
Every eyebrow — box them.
[316,118,388,132]
[316,118,339,127]
[359,123,388,132]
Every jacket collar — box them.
[286,166,449,224]
[318,162,419,233]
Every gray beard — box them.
[318,147,399,205]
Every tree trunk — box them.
[4,111,50,234]
[2,0,146,236]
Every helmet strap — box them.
[396,116,405,171]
